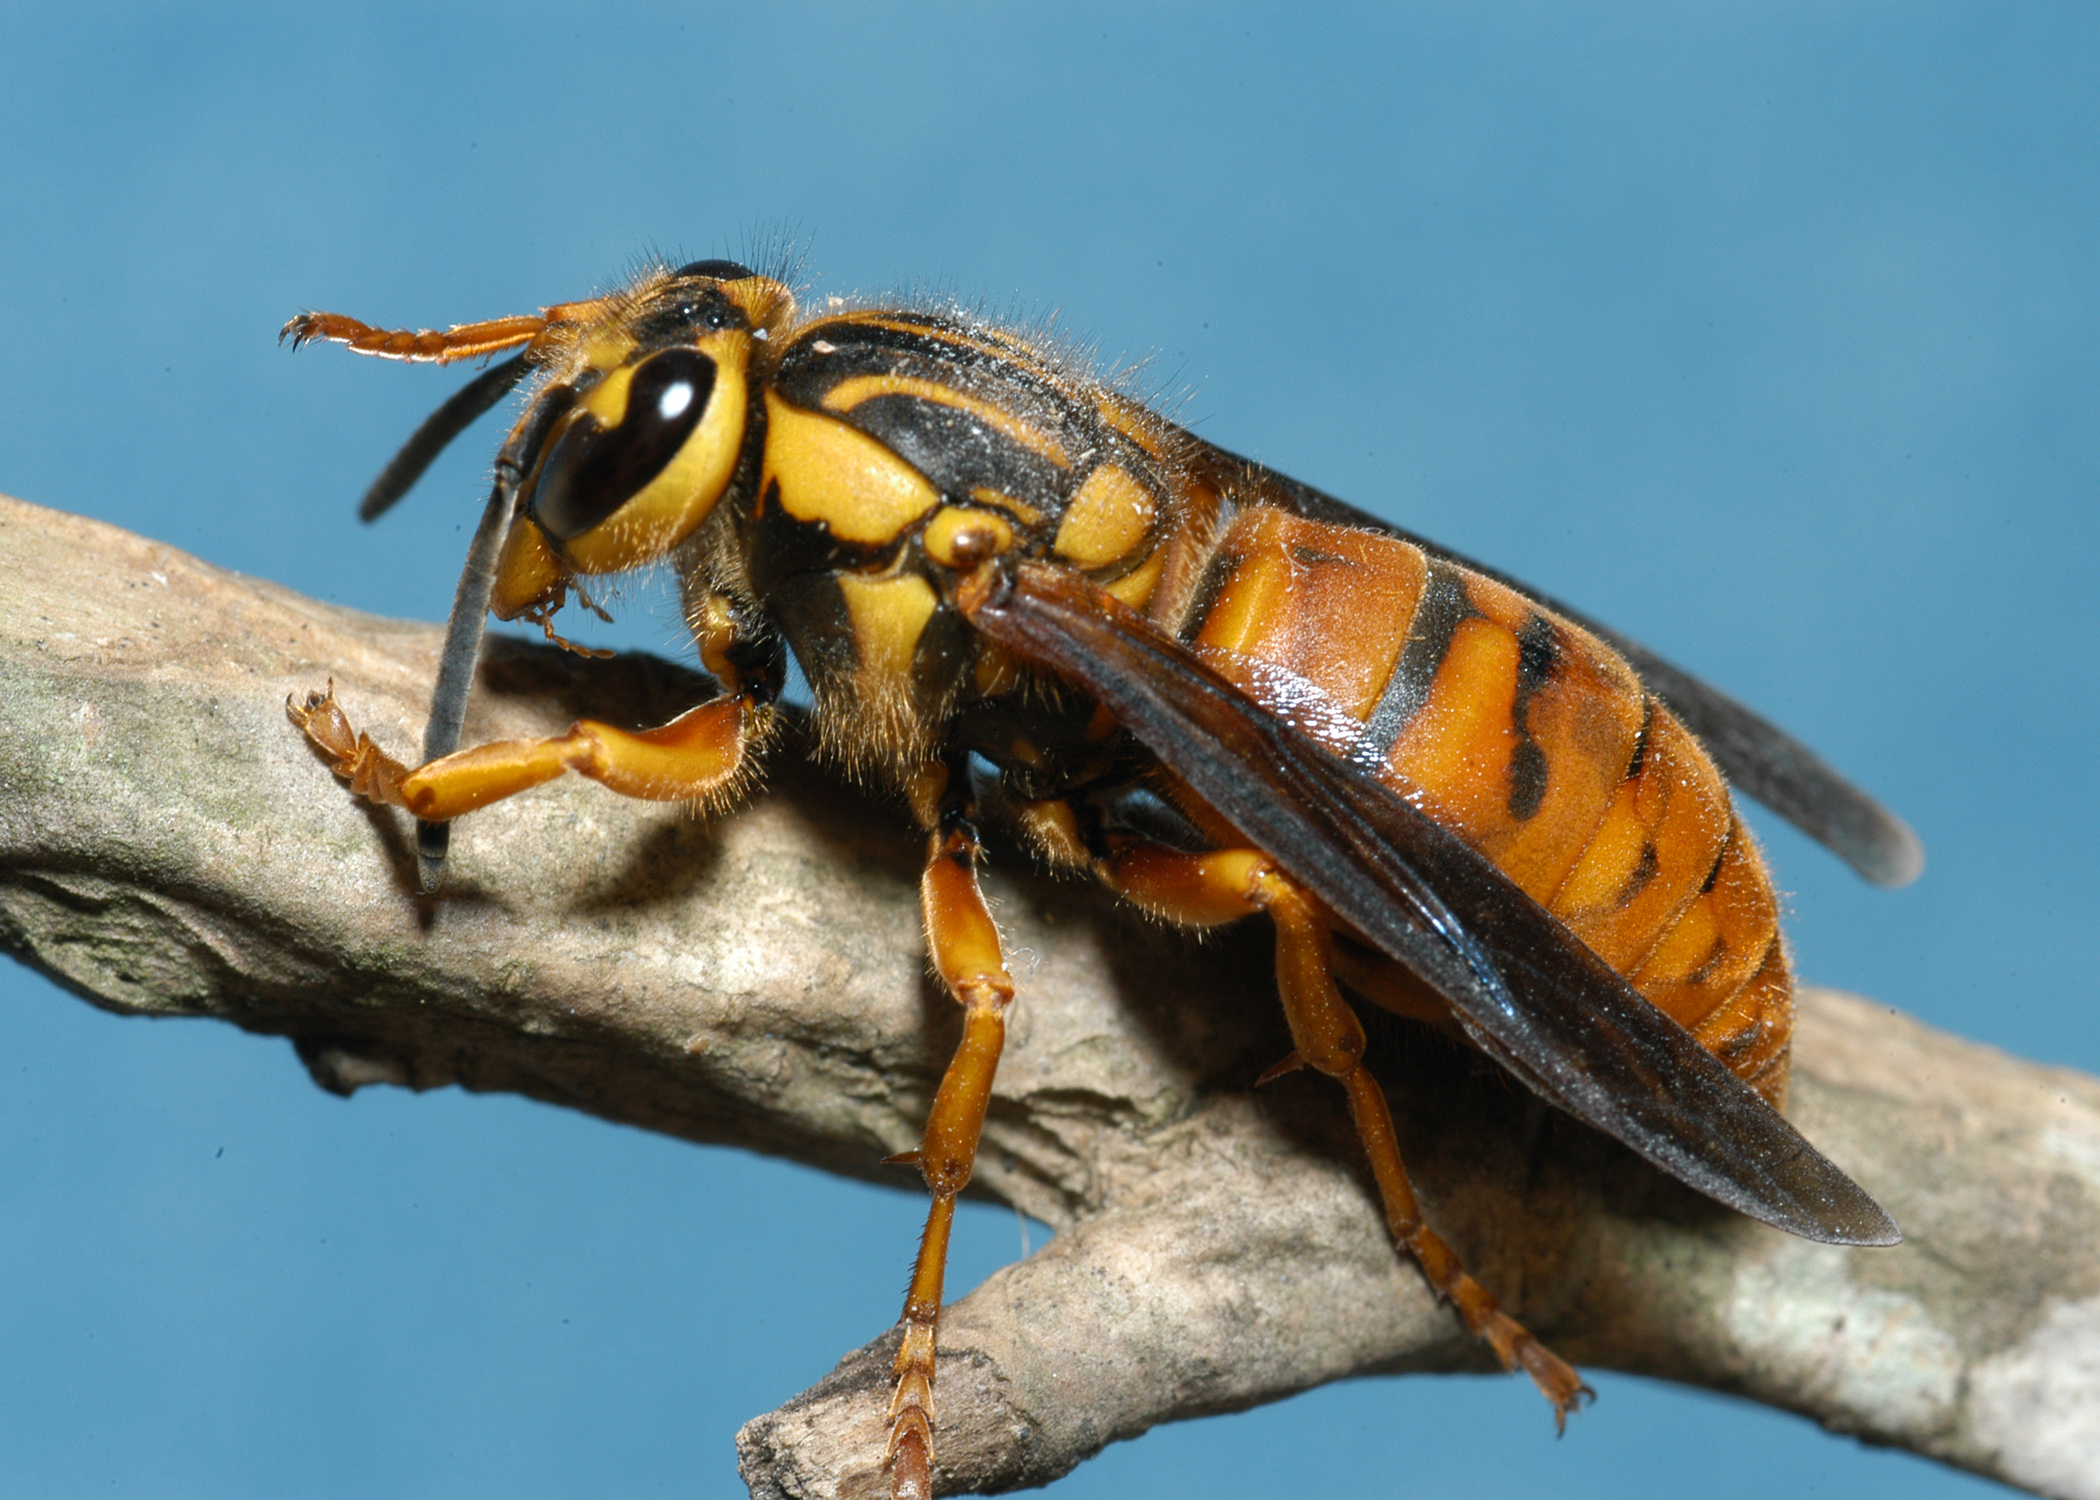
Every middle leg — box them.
[884,764,1019,1500]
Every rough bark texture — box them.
[2,493,2096,1499]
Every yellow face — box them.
[491,269,791,618]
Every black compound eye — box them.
[674,258,755,281]
[528,349,718,542]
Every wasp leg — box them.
[278,310,551,364]
[280,294,619,364]
[1100,840,1595,1428]
[287,685,759,822]
[885,783,1017,1500]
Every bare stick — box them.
[1,494,2094,1500]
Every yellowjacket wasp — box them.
[282,256,1916,1500]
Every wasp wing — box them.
[1173,442,1923,890]
[963,561,1899,1248]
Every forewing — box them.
[1176,441,1924,889]
[962,561,1899,1247]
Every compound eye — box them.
[529,349,718,542]
[674,258,755,281]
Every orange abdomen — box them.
[1176,508,1792,1102]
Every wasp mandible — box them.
[281,257,1917,1500]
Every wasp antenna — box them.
[359,353,534,523]
[413,472,515,892]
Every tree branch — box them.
[2,493,2095,1500]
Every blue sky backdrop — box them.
[2,5,2094,1497]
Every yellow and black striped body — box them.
[680,301,1790,1103]
[285,260,1907,1489]
[1171,509,1791,1102]
[288,259,1800,1116]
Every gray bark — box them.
[1,493,2095,1499]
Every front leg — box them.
[288,685,764,821]
[885,764,1017,1500]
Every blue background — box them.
[3,5,2094,1497]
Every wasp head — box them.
[490,260,794,619]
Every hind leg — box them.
[1101,838,1593,1426]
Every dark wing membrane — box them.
[963,561,1900,1248]
[1177,442,1924,890]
